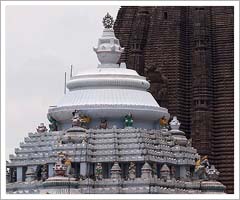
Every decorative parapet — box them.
[7,181,41,190]
[42,177,78,188]
[48,104,169,122]
[7,176,226,194]
[200,180,226,193]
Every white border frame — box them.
[1,1,239,199]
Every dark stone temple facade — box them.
[114,6,234,193]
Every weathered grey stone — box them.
[141,162,152,179]
[128,162,136,180]
[25,166,35,182]
[111,162,121,179]
[160,164,170,181]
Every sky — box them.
[5,5,120,159]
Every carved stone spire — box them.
[110,162,122,179]
[141,162,152,179]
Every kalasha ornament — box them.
[102,13,114,29]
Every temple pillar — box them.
[136,162,142,178]
[6,168,10,183]
[16,166,23,182]
[108,163,112,178]
[25,166,36,182]
[179,165,188,179]
[10,168,16,182]
[80,162,87,177]
[48,163,54,177]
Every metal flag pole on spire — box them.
[70,64,73,78]
[64,72,67,94]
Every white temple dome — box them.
[48,13,170,128]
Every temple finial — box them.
[102,13,114,29]
[93,13,124,67]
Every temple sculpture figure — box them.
[47,115,58,131]
[6,13,226,194]
[71,111,81,127]
[159,116,168,129]
[195,155,211,180]
[99,119,107,129]
[36,123,47,133]
[95,163,103,180]
[169,116,180,130]
[53,152,67,176]
[41,164,48,181]
[124,113,133,127]
[128,162,136,180]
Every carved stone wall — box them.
[114,6,234,193]
[210,6,234,194]
[190,7,213,157]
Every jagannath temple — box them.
[6,13,226,194]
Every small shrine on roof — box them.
[6,13,225,194]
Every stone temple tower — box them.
[127,7,150,76]
[114,6,234,193]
